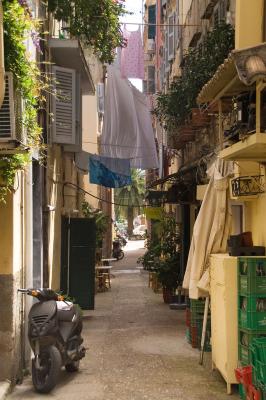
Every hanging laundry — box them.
[101,66,159,170]
[121,26,145,80]
[89,154,131,176]
[89,154,132,188]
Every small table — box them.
[101,258,117,266]
[96,266,113,291]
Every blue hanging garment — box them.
[89,155,132,188]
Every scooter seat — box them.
[57,302,76,322]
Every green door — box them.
[61,217,96,309]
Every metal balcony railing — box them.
[231,175,265,197]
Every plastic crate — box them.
[186,308,191,328]
[252,338,266,363]
[239,309,266,330]
[239,295,266,313]
[239,343,253,365]
[190,299,206,314]
[258,383,266,400]
[235,365,252,387]
[239,383,246,400]
[248,384,261,400]
[238,258,266,295]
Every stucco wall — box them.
[235,0,264,49]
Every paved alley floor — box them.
[8,240,239,400]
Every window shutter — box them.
[0,73,16,141]
[147,66,155,94]
[168,14,175,60]
[52,66,76,145]
[97,83,105,114]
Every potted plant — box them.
[157,253,180,303]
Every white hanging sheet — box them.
[101,66,159,170]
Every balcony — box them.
[230,174,265,200]
[48,38,94,95]
[197,43,266,162]
[220,133,266,162]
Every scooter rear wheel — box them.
[117,250,124,260]
[32,345,61,393]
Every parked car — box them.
[132,225,147,240]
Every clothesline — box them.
[83,141,157,150]
[120,22,201,27]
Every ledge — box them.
[219,133,266,161]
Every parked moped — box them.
[18,288,86,393]
[112,239,125,260]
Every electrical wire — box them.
[63,182,148,208]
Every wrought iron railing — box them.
[231,175,265,197]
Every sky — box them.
[122,0,144,91]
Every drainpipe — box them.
[0,0,5,108]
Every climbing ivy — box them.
[0,0,44,201]
[154,23,235,133]
[47,0,127,63]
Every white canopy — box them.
[183,159,233,299]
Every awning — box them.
[48,39,95,95]
[197,43,266,104]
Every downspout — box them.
[0,0,5,108]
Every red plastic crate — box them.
[248,384,261,400]
[186,308,191,328]
[235,366,252,388]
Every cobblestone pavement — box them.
[8,240,239,400]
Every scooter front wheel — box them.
[32,345,61,393]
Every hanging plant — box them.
[154,22,235,134]
[47,0,128,63]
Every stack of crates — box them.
[185,299,211,351]
[238,257,266,366]
[250,338,266,398]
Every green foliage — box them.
[114,169,145,220]
[154,23,235,133]
[47,0,127,63]
[0,154,30,202]
[3,0,43,147]
[0,0,44,202]
[82,202,109,248]
[139,214,181,289]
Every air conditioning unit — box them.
[97,82,105,114]
[147,39,155,54]
[0,73,16,142]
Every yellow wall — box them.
[235,0,264,49]
[245,193,266,247]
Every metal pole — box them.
[199,296,210,365]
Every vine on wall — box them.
[154,23,235,134]
[0,0,44,201]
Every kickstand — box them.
[199,296,210,365]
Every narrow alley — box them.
[8,242,238,400]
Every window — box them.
[148,5,156,39]
[231,203,245,235]
[168,14,175,60]
[144,66,155,94]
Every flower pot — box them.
[162,287,174,304]
[191,108,210,127]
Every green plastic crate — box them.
[190,299,206,313]
[239,383,246,400]
[239,309,266,330]
[239,343,252,365]
[239,295,266,312]
[238,258,266,295]
[258,383,266,400]
[238,329,266,365]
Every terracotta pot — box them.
[191,108,210,127]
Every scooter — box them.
[18,288,86,393]
[112,239,124,260]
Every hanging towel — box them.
[89,154,131,176]
[121,26,145,80]
[101,66,159,170]
[89,155,132,188]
